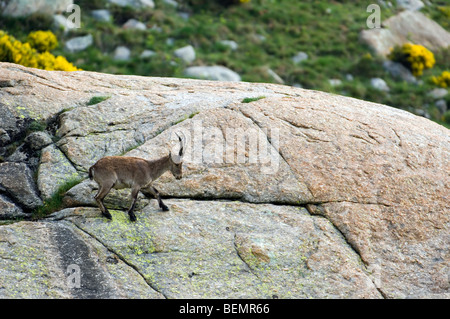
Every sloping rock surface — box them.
[0,63,448,298]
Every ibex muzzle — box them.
[89,133,185,221]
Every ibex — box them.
[89,134,185,222]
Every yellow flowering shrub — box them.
[389,43,435,77]
[0,30,79,71]
[27,30,58,52]
[432,71,450,88]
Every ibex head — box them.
[169,132,185,180]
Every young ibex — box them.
[89,134,185,221]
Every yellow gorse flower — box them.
[0,30,79,71]
[27,30,59,53]
[432,71,450,88]
[389,43,435,77]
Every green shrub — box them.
[443,110,450,124]
[32,177,83,220]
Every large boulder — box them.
[360,10,450,56]
[0,62,448,298]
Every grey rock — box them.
[0,129,11,145]
[396,0,424,11]
[91,9,111,22]
[113,46,131,61]
[0,221,164,298]
[184,65,241,82]
[1,0,73,17]
[25,131,53,151]
[122,18,146,31]
[107,0,155,9]
[64,200,382,298]
[329,78,342,87]
[428,88,448,100]
[219,40,238,51]
[0,103,24,144]
[383,60,417,83]
[292,51,308,64]
[140,50,156,59]
[174,45,196,64]
[65,34,93,53]
[435,99,447,115]
[0,194,26,219]
[370,77,390,92]
[163,0,178,7]
[6,145,28,162]
[37,144,80,200]
[2,62,449,298]
[166,38,175,46]
[0,162,43,210]
[177,12,190,21]
[62,179,97,207]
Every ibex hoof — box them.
[128,211,137,222]
[161,205,169,212]
[102,211,112,220]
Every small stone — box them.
[123,19,146,31]
[428,88,448,99]
[113,46,131,61]
[329,79,342,87]
[435,99,447,114]
[292,51,308,64]
[107,0,155,9]
[174,45,196,64]
[184,65,241,82]
[65,34,93,53]
[140,50,156,59]
[91,9,111,22]
[219,40,238,51]
[370,78,390,92]
[383,60,417,84]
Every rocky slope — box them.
[0,62,449,298]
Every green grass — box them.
[32,177,84,220]
[242,96,265,103]
[87,95,111,105]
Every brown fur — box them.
[89,155,182,221]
